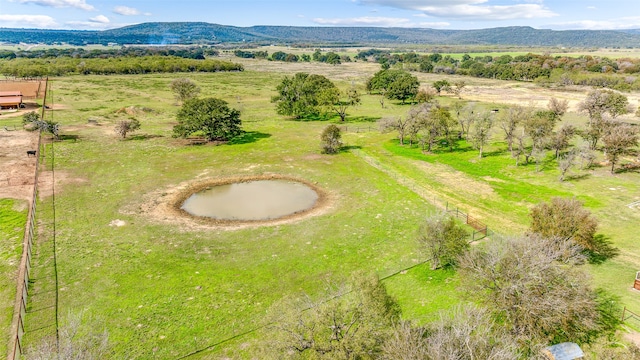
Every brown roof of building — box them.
[0,91,22,97]
[0,96,23,105]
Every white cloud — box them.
[113,5,140,16]
[553,17,640,30]
[65,15,119,29]
[358,0,557,20]
[0,14,57,28]
[18,0,95,11]
[313,16,448,28]
[89,15,109,23]
[587,6,596,10]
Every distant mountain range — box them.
[2,22,640,48]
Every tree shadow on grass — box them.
[614,162,640,174]
[564,173,592,182]
[585,234,620,265]
[340,145,362,153]
[127,134,164,141]
[343,116,379,123]
[227,131,271,145]
[57,134,80,142]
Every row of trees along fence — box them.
[7,129,42,360]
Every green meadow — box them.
[11,60,640,358]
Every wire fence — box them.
[351,148,492,242]
[7,130,42,360]
[339,125,377,133]
[621,307,640,331]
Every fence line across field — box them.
[7,130,42,360]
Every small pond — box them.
[180,180,319,221]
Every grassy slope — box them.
[20,62,640,358]
[0,199,26,357]
[23,72,464,358]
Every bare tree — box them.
[577,144,596,169]
[416,212,469,270]
[558,151,576,181]
[529,197,599,251]
[547,97,569,119]
[170,78,201,104]
[601,121,639,173]
[458,235,606,349]
[113,118,141,139]
[405,102,434,147]
[458,103,477,140]
[451,80,466,99]
[415,87,437,104]
[469,111,493,158]
[578,90,632,150]
[382,306,520,360]
[499,105,529,154]
[581,116,614,150]
[379,116,411,145]
[549,124,576,158]
[320,87,361,122]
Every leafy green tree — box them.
[366,69,419,106]
[22,111,40,124]
[386,72,420,104]
[169,78,201,104]
[320,124,343,154]
[529,197,598,251]
[417,212,469,270]
[264,273,400,359]
[432,80,450,95]
[173,98,242,142]
[272,73,337,119]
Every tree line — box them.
[358,49,640,91]
[233,49,351,64]
[0,46,219,60]
[0,56,243,77]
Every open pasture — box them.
[15,59,640,358]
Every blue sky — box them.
[0,0,639,31]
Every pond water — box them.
[181,180,319,220]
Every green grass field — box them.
[13,61,640,358]
[0,199,27,357]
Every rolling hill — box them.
[2,22,640,47]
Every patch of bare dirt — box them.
[0,130,38,201]
[625,332,640,347]
[123,174,334,231]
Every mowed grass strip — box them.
[354,130,640,316]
